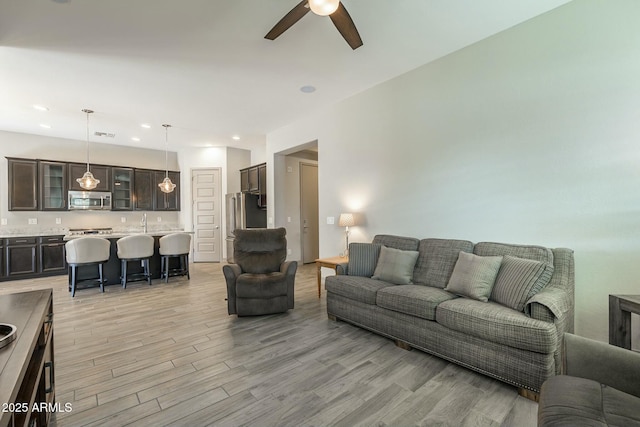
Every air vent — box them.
[94,131,115,138]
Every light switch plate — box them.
[1,218,7,225]
[157,217,162,222]
[121,217,126,223]
[327,216,335,225]
[55,218,61,225]
[28,218,37,225]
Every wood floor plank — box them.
[0,262,538,426]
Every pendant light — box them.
[76,109,100,190]
[158,124,176,193]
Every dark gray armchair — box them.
[538,333,640,426]
[222,227,297,316]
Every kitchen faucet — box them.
[141,212,147,233]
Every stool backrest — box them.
[117,234,154,259]
[65,237,111,264]
[159,233,192,255]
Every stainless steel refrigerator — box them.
[225,192,267,262]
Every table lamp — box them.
[338,213,355,256]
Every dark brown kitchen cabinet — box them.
[112,167,134,210]
[154,171,180,211]
[68,162,111,191]
[39,235,67,273]
[0,240,4,277]
[5,237,38,277]
[240,163,267,208]
[134,169,155,210]
[8,158,38,211]
[39,160,68,210]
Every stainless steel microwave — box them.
[68,191,112,210]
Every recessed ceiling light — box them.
[140,123,151,129]
[33,104,49,112]
[300,85,316,93]
[232,135,241,141]
[39,123,51,129]
[131,137,141,142]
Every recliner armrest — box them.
[563,333,640,398]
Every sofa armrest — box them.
[222,264,242,315]
[563,333,640,398]
[336,262,349,275]
[281,260,298,309]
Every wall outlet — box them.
[28,218,37,225]
[287,249,292,255]
[327,216,335,225]
[55,217,61,225]
[157,216,162,222]
[287,216,291,223]
[287,166,293,173]
[121,217,126,223]
[1,218,7,225]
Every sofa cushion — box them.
[474,241,554,265]
[376,285,457,320]
[436,298,557,353]
[236,272,288,298]
[444,252,503,302]
[491,255,554,312]
[539,375,640,427]
[348,243,382,277]
[325,275,392,305]
[413,238,475,288]
[372,234,420,251]
[372,246,419,285]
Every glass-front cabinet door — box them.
[39,161,67,210]
[112,167,134,210]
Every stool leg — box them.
[122,259,127,288]
[99,263,105,293]
[71,265,77,297]
[145,259,151,285]
[160,256,165,281]
[164,256,169,283]
[185,254,190,280]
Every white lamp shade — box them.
[308,0,340,16]
[338,213,355,227]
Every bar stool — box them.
[116,234,154,288]
[65,237,111,297]
[159,233,192,283]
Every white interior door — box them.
[191,168,221,262]
[300,163,319,263]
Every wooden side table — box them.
[315,256,348,298]
[609,294,640,349]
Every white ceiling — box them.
[0,0,571,152]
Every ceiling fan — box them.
[265,0,363,50]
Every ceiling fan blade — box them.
[329,2,363,50]
[265,0,311,40]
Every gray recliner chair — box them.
[222,227,297,316]
[538,333,640,426]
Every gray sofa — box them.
[538,333,640,426]
[325,234,574,393]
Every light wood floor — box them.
[0,263,537,427]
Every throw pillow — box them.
[347,243,382,277]
[372,246,419,285]
[491,255,554,312]
[445,252,503,302]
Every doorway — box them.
[300,163,319,263]
[191,168,222,262]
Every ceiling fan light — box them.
[77,171,100,190]
[159,176,176,193]
[308,0,339,16]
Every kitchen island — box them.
[63,231,191,289]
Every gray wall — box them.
[266,0,640,346]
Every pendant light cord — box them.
[82,109,94,173]
[163,124,170,179]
